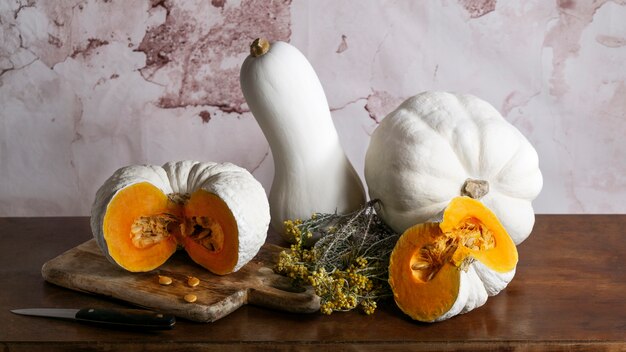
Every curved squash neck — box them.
[256,110,343,167]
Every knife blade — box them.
[11,308,176,330]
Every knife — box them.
[11,308,176,330]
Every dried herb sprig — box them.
[275,200,399,315]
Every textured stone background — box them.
[1,0,624,215]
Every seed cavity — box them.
[130,213,180,249]
[185,216,224,252]
[127,194,226,253]
[411,218,495,282]
[184,294,197,303]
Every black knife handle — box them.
[75,308,176,330]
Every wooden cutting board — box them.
[41,239,320,322]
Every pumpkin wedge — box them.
[388,196,517,322]
[91,161,270,274]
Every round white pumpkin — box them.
[365,91,543,244]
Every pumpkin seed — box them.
[130,224,143,234]
[411,262,430,270]
[187,276,200,287]
[184,294,197,303]
[426,270,436,282]
[158,275,172,285]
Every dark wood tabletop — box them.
[0,215,624,351]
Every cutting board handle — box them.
[248,267,320,313]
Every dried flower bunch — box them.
[275,200,399,315]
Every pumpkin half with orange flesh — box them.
[388,196,517,322]
[90,161,270,274]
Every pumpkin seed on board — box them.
[158,275,172,286]
[184,294,197,303]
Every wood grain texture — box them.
[41,239,319,322]
[1,215,625,351]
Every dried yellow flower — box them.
[274,200,399,316]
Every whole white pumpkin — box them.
[365,91,542,244]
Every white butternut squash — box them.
[240,38,365,241]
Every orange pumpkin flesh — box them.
[180,190,239,276]
[102,182,239,274]
[389,222,461,321]
[389,197,518,322]
[103,182,178,272]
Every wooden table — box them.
[0,215,624,351]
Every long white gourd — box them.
[240,39,365,240]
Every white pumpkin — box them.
[91,160,270,274]
[240,39,365,241]
[365,91,542,244]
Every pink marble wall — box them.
[0,0,624,215]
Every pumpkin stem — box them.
[168,192,190,205]
[250,38,270,57]
[461,179,489,199]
